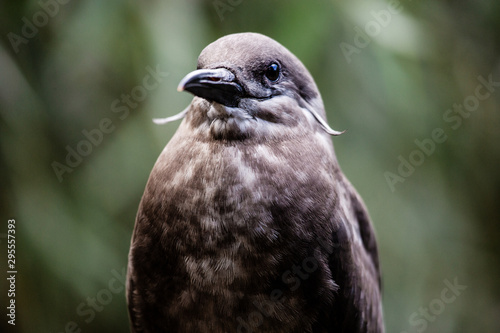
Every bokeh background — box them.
[1,0,499,332]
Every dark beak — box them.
[178,68,244,107]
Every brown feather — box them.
[127,32,384,333]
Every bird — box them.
[127,32,384,333]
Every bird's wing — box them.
[347,183,381,288]
[126,211,150,333]
[328,177,383,332]
[126,264,143,333]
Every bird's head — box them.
[158,33,343,141]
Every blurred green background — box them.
[1,0,499,332]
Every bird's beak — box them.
[178,68,244,107]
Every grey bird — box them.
[127,32,384,333]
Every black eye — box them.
[265,63,280,82]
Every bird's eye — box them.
[265,63,280,82]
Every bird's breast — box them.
[160,141,292,280]
[134,133,341,330]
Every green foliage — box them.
[1,0,499,332]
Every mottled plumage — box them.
[127,33,384,333]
